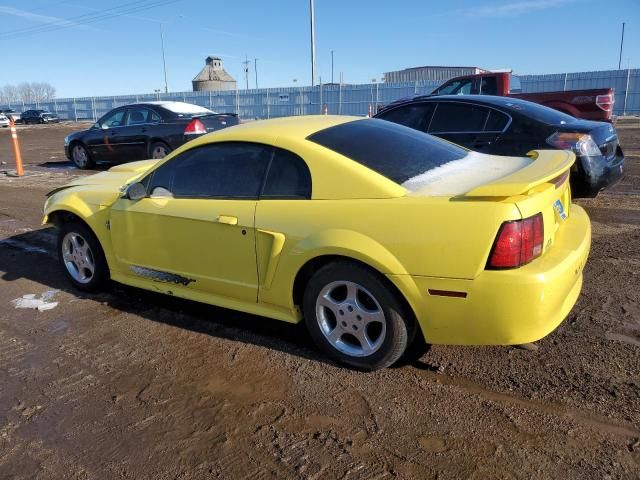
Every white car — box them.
[0,114,10,128]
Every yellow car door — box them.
[110,142,273,304]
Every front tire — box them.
[303,261,411,371]
[57,221,108,292]
[70,143,95,169]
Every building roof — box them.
[193,57,236,83]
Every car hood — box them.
[47,159,160,202]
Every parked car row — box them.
[64,101,239,169]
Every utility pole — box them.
[331,50,334,84]
[618,22,626,70]
[254,58,258,89]
[310,0,316,87]
[160,24,169,93]
[242,56,250,90]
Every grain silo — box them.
[192,56,237,91]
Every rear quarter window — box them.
[307,119,467,184]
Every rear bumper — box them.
[574,148,625,197]
[393,204,591,345]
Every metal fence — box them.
[5,68,639,121]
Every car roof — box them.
[205,115,360,142]
[380,94,551,112]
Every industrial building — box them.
[383,65,489,83]
[192,56,237,92]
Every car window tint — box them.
[307,119,467,185]
[148,142,270,198]
[377,103,433,131]
[150,110,161,122]
[480,76,497,95]
[484,109,510,131]
[434,79,474,95]
[429,103,488,133]
[101,110,125,128]
[127,108,149,125]
[262,148,311,199]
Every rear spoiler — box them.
[465,150,575,197]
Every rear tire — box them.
[57,221,108,292]
[303,261,411,371]
[150,141,171,159]
[71,143,95,169]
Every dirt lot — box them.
[0,120,639,479]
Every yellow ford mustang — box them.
[44,116,591,370]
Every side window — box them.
[434,79,474,95]
[479,77,497,95]
[147,142,271,199]
[484,109,510,132]
[428,103,489,133]
[126,107,150,125]
[262,148,311,199]
[377,103,433,131]
[100,109,125,128]
[150,110,161,123]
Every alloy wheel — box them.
[61,232,95,284]
[72,145,88,167]
[315,280,387,357]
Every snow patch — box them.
[401,152,532,196]
[11,290,59,311]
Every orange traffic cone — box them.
[9,117,24,177]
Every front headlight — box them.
[64,135,70,146]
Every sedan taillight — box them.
[184,118,206,135]
[487,214,544,269]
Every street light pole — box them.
[310,0,316,87]
[331,50,334,84]
[160,24,169,93]
[618,22,626,70]
[254,58,258,89]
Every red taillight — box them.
[595,94,614,112]
[184,118,206,135]
[487,214,544,269]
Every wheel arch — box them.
[291,254,420,339]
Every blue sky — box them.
[1,0,638,98]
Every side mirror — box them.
[124,182,147,201]
[101,123,110,130]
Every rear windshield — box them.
[500,98,577,125]
[307,119,467,184]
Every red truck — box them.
[431,72,614,122]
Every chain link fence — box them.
[4,68,639,121]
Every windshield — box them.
[307,119,468,185]
[433,79,473,96]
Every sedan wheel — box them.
[61,232,96,284]
[304,261,412,370]
[71,144,94,169]
[151,142,170,159]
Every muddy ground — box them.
[0,120,639,479]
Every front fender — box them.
[43,188,117,269]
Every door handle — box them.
[216,215,238,225]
